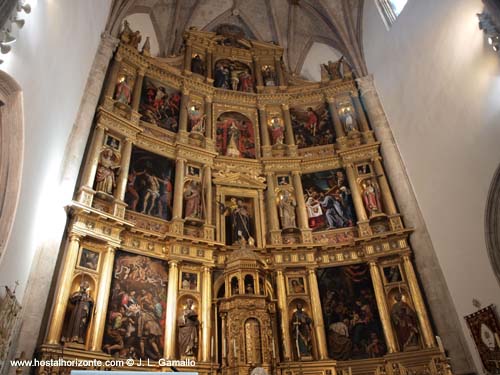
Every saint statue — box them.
[191,54,205,75]
[94,148,119,195]
[219,198,253,245]
[343,112,356,133]
[238,69,254,92]
[362,179,382,217]
[292,303,313,359]
[390,293,420,350]
[263,66,276,86]
[177,299,199,357]
[279,190,297,229]
[115,77,132,105]
[225,122,241,157]
[62,281,94,344]
[184,180,202,219]
[188,106,206,134]
[270,117,284,145]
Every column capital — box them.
[202,265,212,273]
[281,103,290,110]
[355,74,376,97]
[371,155,382,163]
[205,95,213,103]
[169,260,179,268]
[105,244,117,253]
[182,88,190,96]
[258,104,267,111]
[68,233,81,243]
[344,162,355,169]
[326,96,336,104]
[137,67,146,76]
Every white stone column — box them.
[356,74,475,371]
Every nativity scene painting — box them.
[102,251,168,360]
[216,112,256,158]
[139,77,181,132]
[125,146,176,220]
[290,103,336,148]
[301,168,356,231]
[318,265,387,360]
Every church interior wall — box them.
[361,0,500,372]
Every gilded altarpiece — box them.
[34,26,453,375]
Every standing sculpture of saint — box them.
[94,149,119,195]
[177,299,199,357]
[219,198,253,245]
[115,77,132,105]
[184,180,202,219]
[279,190,297,229]
[62,281,94,344]
[362,179,382,217]
[270,117,284,145]
[225,122,241,157]
[291,303,313,359]
[390,293,420,350]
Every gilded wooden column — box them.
[131,68,145,111]
[275,56,285,86]
[114,138,132,201]
[327,97,346,141]
[165,260,179,358]
[46,234,81,344]
[178,89,190,134]
[266,172,282,245]
[201,266,212,362]
[369,261,397,353]
[292,171,313,243]
[206,51,213,79]
[172,158,186,220]
[307,268,328,360]
[372,156,397,215]
[259,105,271,147]
[282,104,295,146]
[402,255,436,348]
[351,93,370,133]
[345,163,372,236]
[105,54,122,98]
[203,165,213,225]
[184,42,192,73]
[276,269,292,360]
[89,245,116,351]
[204,96,213,139]
[254,57,264,87]
[80,125,105,190]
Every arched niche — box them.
[215,111,256,159]
[300,42,343,82]
[486,164,500,287]
[244,274,254,294]
[244,317,262,364]
[123,13,160,57]
[0,71,23,264]
[177,294,201,359]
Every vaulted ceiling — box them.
[105,0,367,77]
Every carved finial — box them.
[141,36,151,56]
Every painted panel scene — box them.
[125,146,176,220]
[301,168,356,231]
[216,112,256,158]
[102,251,168,360]
[139,77,181,132]
[213,59,254,92]
[290,103,336,148]
[318,265,387,360]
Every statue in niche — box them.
[62,281,94,344]
[270,116,284,145]
[321,59,342,81]
[230,66,240,91]
[238,69,254,92]
[114,76,132,105]
[219,198,253,245]
[362,179,382,217]
[120,21,142,50]
[184,180,202,219]
[291,303,313,359]
[177,298,199,357]
[225,122,241,157]
[188,105,206,134]
[94,148,120,195]
[342,110,357,133]
[390,293,420,350]
[191,54,205,75]
[263,65,276,86]
[279,190,297,229]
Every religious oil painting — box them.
[102,251,168,360]
[301,168,356,231]
[125,146,176,220]
[78,248,99,271]
[105,134,121,151]
[139,77,181,132]
[290,103,336,148]
[180,271,199,291]
[216,111,256,158]
[465,305,500,372]
[213,59,254,92]
[288,276,306,294]
[318,265,387,360]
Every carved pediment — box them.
[213,165,266,189]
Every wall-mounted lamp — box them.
[478,12,500,52]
